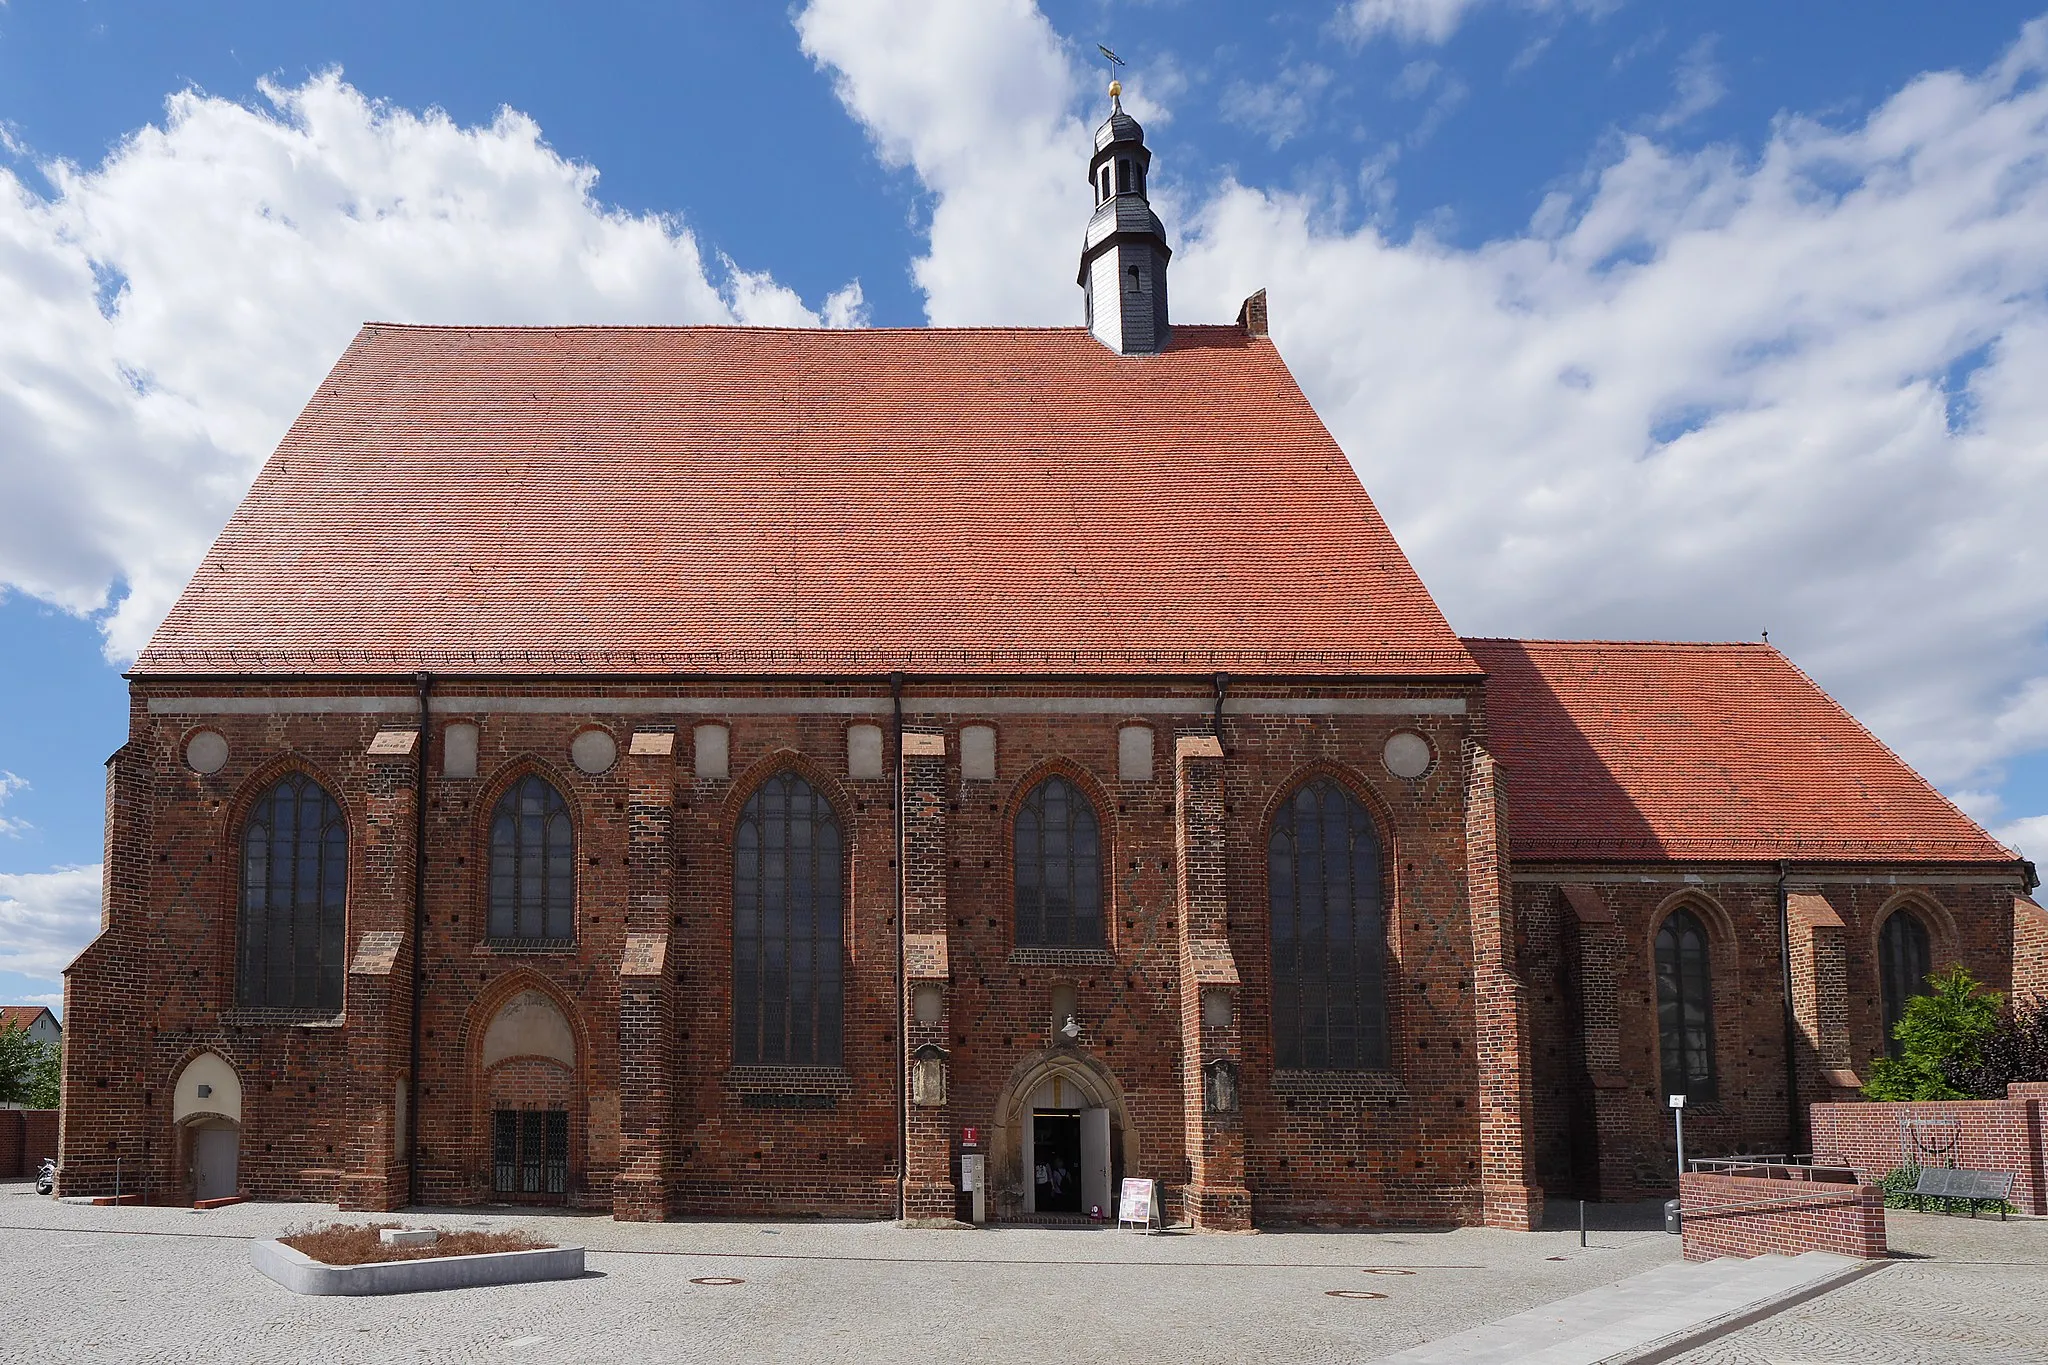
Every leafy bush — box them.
[1879,1165,1922,1209]
[0,1026,59,1109]
[1862,965,2002,1101]
[1943,995,2048,1099]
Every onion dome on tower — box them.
[1079,80,1171,355]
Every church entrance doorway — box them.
[192,1122,239,1203]
[1033,1112,1082,1213]
[1019,1071,1113,1217]
[492,1108,569,1202]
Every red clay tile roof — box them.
[0,1006,57,1032]
[1469,638,2013,863]
[137,324,1473,677]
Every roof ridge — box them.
[1463,637,1773,650]
[358,321,1253,336]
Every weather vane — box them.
[1098,43,1125,101]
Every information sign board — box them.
[1117,1177,1158,1232]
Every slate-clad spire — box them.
[1079,81,1171,355]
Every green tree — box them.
[0,1024,60,1108]
[1863,965,2003,1101]
[1945,994,2048,1099]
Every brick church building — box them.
[61,89,2043,1229]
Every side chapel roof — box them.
[1469,638,2013,864]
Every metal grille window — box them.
[1268,779,1388,1070]
[1014,776,1104,947]
[491,1109,568,1198]
[733,771,843,1065]
[1879,910,1932,1058]
[1656,908,1718,1101]
[488,776,575,941]
[237,774,348,1011]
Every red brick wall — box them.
[2016,896,2048,1009]
[2,1110,62,1178]
[1520,872,2023,1202]
[1679,1170,1886,1261]
[1810,1097,2047,1214]
[68,678,1526,1227]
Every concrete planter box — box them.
[251,1237,585,1295]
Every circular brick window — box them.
[1382,731,1432,780]
[570,728,617,775]
[185,730,230,775]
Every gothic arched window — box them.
[488,775,575,942]
[733,771,844,1065]
[1269,779,1388,1070]
[237,774,348,1011]
[1656,908,1718,1101]
[1878,909,1932,1058]
[1014,776,1103,947]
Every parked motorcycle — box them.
[35,1157,55,1196]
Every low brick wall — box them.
[1810,1089,2046,1215]
[0,1110,58,1178]
[1679,1170,1886,1262]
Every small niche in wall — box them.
[443,723,479,779]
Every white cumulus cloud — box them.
[0,865,103,981]
[0,72,858,661]
[799,1,2048,814]
[1337,0,1614,48]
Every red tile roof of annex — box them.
[135,323,1476,678]
[1468,638,2013,863]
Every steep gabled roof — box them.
[0,1005,58,1033]
[1469,638,2012,863]
[136,323,1473,678]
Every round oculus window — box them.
[1382,731,1433,780]
[570,728,618,775]
[184,730,229,775]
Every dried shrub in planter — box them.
[280,1222,552,1266]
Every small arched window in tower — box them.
[1655,908,1717,1101]
[1014,776,1103,947]
[1127,264,1143,295]
[734,771,844,1065]
[1135,162,1146,197]
[1269,779,1388,1070]
[1878,908,1932,1058]
[488,775,575,941]
[1117,158,1133,193]
[238,774,349,1011]
[1099,166,1112,202]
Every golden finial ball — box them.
[1108,79,1122,99]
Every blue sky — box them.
[4,0,2048,1010]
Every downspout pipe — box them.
[1777,860,1803,1157]
[890,671,907,1221]
[1212,671,1230,755]
[407,670,433,1207]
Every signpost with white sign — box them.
[1117,1177,1158,1233]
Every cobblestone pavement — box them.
[1669,1210,2048,1365]
[0,1182,1677,1365]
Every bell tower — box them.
[1079,81,1171,355]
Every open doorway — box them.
[1033,1113,1082,1213]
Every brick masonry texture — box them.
[1810,1096,2048,1214]
[58,673,2042,1229]
[1517,871,2025,1202]
[0,1110,58,1177]
[1678,1170,1886,1262]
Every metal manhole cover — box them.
[1326,1290,1388,1300]
[690,1276,746,1286]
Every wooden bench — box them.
[1909,1166,2016,1219]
